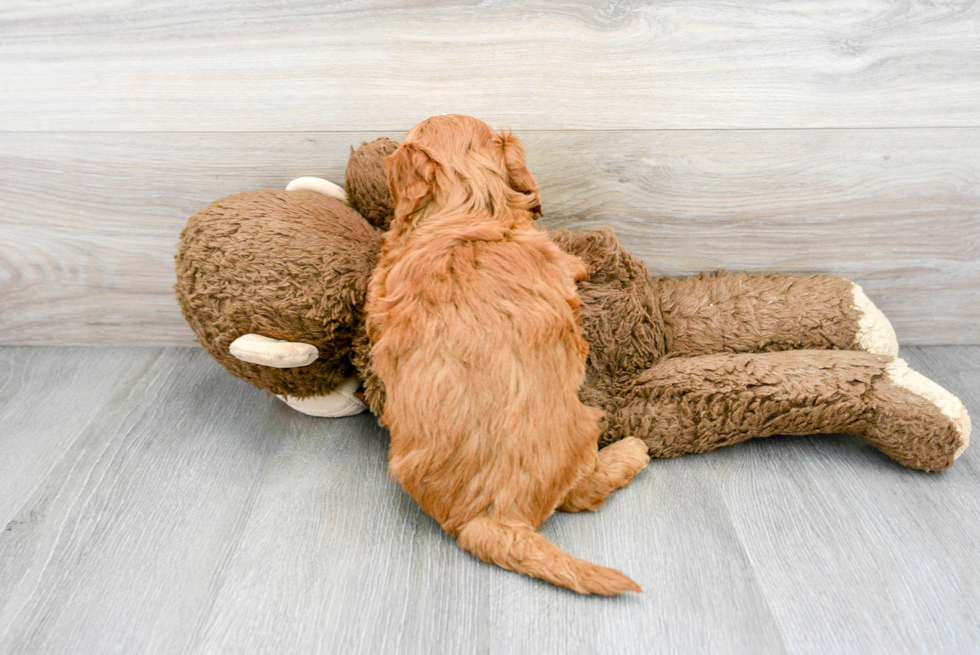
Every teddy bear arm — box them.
[601,350,968,472]
[653,272,898,358]
[226,334,367,417]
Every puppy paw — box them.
[601,437,651,487]
[560,438,650,513]
[851,283,899,357]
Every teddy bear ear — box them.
[346,138,398,230]
[385,141,443,221]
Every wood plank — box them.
[1,1,979,131]
[191,383,785,654]
[1,129,977,346]
[0,348,784,654]
[1,346,978,653]
[0,348,287,655]
[0,347,158,528]
[0,131,362,346]
[705,346,980,653]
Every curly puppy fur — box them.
[366,115,648,595]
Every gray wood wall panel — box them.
[2,130,977,346]
[2,1,979,131]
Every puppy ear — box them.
[385,142,441,219]
[498,131,542,217]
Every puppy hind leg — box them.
[559,437,650,513]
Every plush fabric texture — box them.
[175,137,970,473]
[603,350,962,471]
[654,271,862,356]
[175,189,382,398]
[550,228,668,385]
[346,138,399,230]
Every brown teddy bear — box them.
[175,139,970,472]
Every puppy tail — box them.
[455,516,641,596]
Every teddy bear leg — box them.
[867,358,970,470]
[653,272,898,357]
[605,350,969,471]
[559,438,650,512]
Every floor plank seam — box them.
[700,461,793,655]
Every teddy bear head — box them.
[174,138,398,399]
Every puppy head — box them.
[385,115,542,224]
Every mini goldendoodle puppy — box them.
[366,114,650,595]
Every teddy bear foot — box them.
[851,283,899,357]
[868,358,971,471]
[886,359,971,458]
[277,375,367,418]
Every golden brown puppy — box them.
[365,115,650,595]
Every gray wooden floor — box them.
[1,345,977,654]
